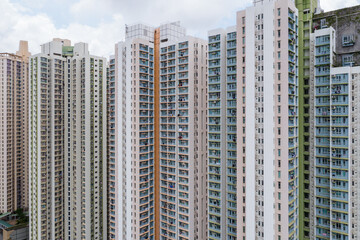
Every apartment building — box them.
[29,39,107,240]
[238,1,299,239]
[207,26,238,239]
[310,24,360,240]
[108,22,207,240]
[208,0,299,239]
[108,24,158,240]
[0,41,30,214]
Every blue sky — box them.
[1,0,359,57]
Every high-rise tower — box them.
[208,0,300,239]
[29,39,107,240]
[309,5,360,239]
[108,22,208,240]
[0,41,30,213]
[207,26,238,239]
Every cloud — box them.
[320,0,359,11]
[1,0,359,57]
[0,0,124,57]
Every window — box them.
[320,19,327,29]
[277,8,281,16]
[277,19,281,27]
[342,35,355,47]
[343,54,354,66]
[278,41,281,48]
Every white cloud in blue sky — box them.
[1,0,359,57]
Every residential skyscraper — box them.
[310,26,360,240]
[309,5,360,239]
[208,0,299,239]
[207,26,238,239]
[108,22,207,240]
[238,1,299,239]
[29,39,107,239]
[0,41,30,213]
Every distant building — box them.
[0,41,30,214]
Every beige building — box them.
[0,41,30,213]
[108,22,208,240]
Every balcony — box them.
[209,43,220,51]
[331,117,348,127]
[209,53,221,60]
[331,181,348,191]
[331,170,348,181]
[315,67,330,76]
[332,74,348,84]
[209,35,220,43]
[331,106,348,116]
[315,187,330,198]
[315,55,330,65]
[316,76,330,86]
[331,191,348,202]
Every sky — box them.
[1,0,359,57]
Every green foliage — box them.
[14,208,28,225]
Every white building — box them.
[237,1,299,239]
[208,0,300,239]
[29,39,107,240]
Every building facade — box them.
[308,5,360,239]
[294,0,320,238]
[238,0,299,239]
[29,39,107,240]
[108,22,208,240]
[0,41,30,214]
[207,26,238,240]
[310,25,360,240]
[208,0,300,239]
